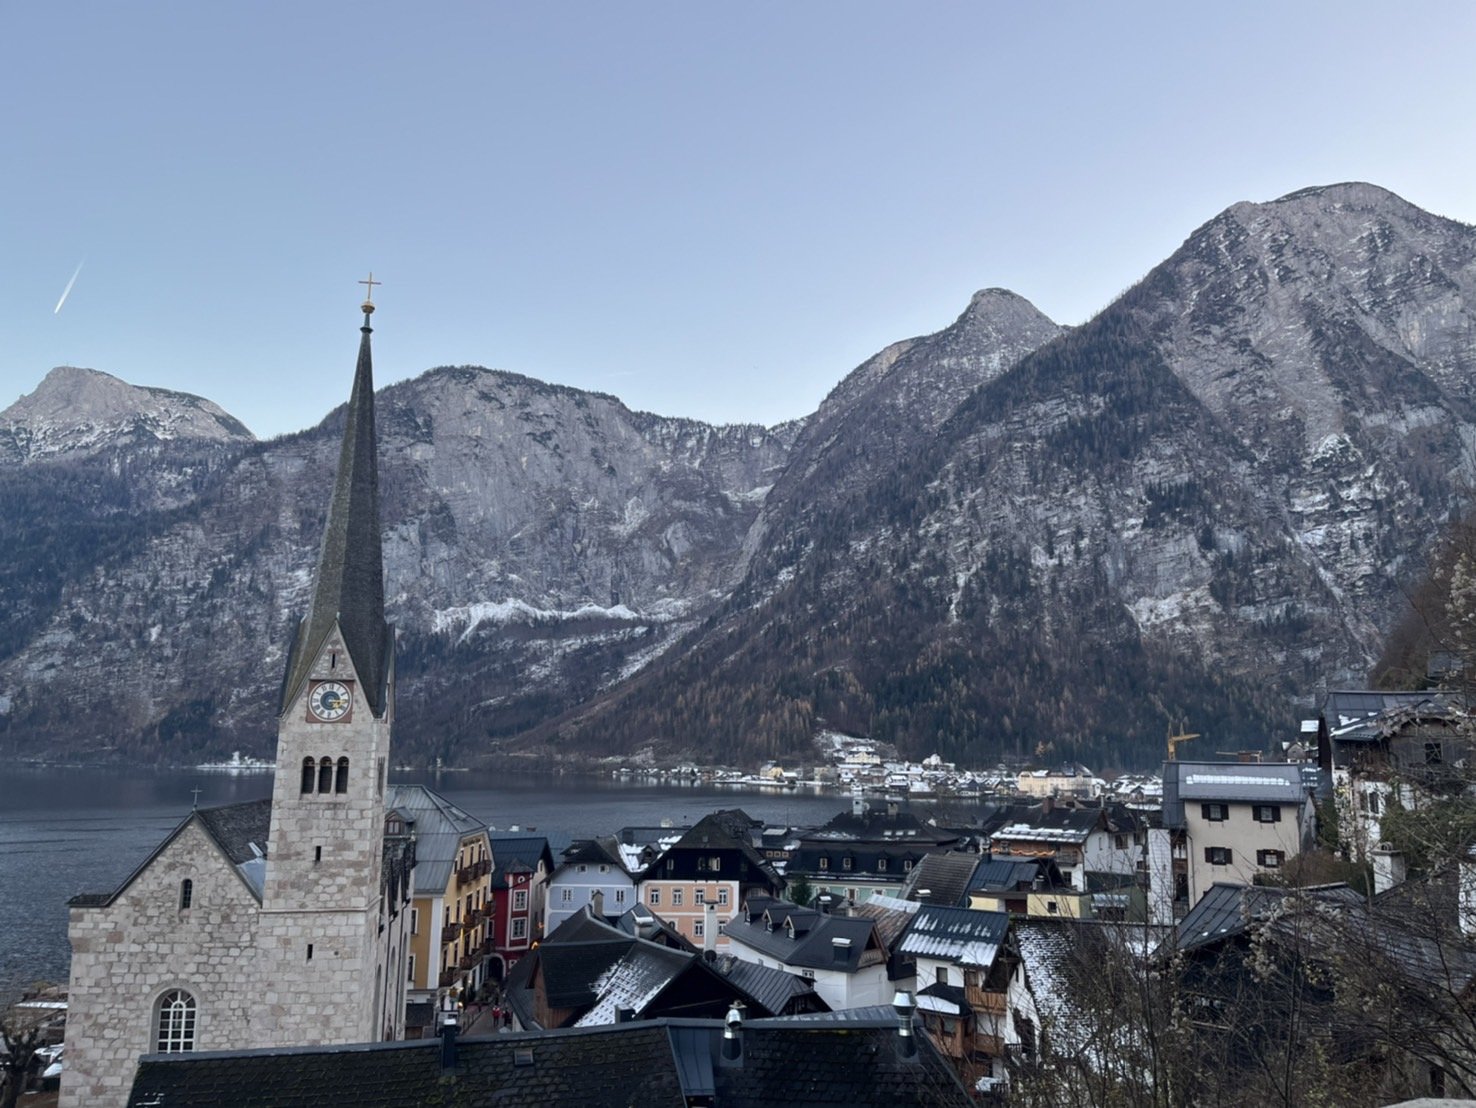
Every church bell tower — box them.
[258,284,396,1043]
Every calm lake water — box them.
[0,766,855,996]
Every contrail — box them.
[53,259,84,314]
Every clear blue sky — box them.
[4,1,1474,439]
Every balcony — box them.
[457,858,492,887]
[458,952,480,971]
[439,968,459,988]
[442,921,463,943]
[966,987,1008,1016]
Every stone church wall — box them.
[62,822,263,1108]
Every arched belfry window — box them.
[335,757,350,794]
[300,757,316,795]
[156,989,197,1052]
[318,757,333,794]
[179,879,193,910]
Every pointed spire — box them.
[280,291,391,717]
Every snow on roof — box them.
[1183,774,1290,788]
[992,823,1090,843]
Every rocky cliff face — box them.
[5,183,1474,770]
[0,366,794,761]
[550,184,1476,769]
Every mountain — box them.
[0,365,795,762]
[0,366,254,463]
[542,183,1476,768]
[4,183,1475,770]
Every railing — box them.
[458,952,479,971]
[972,1034,1004,1059]
[442,921,463,943]
[457,859,492,887]
[482,936,497,954]
[439,968,459,988]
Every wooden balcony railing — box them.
[966,987,1008,1016]
[439,968,459,988]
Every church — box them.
[61,290,416,1106]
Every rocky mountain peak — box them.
[0,366,255,463]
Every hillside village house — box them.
[489,834,553,978]
[387,785,493,1015]
[1315,689,1472,861]
[1159,761,1316,911]
[899,904,1038,1092]
[62,298,415,1106]
[721,895,895,1011]
[639,810,786,948]
[784,800,963,904]
[987,799,1140,893]
[545,836,639,932]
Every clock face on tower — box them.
[308,680,352,722]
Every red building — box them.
[487,834,553,980]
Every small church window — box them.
[179,879,193,910]
[335,757,350,793]
[156,990,197,1053]
[318,757,333,794]
[300,757,316,795]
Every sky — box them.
[4,2,1475,439]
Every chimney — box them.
[1042,795,1055,815]
[704,901,718,953]
[720,1002,744,1065]
[1371,842,1407,896]
[439,1011,459,1072]
[591,889,605,919]
[893,991,918,1059]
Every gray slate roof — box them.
[723,897,883,972]
[710,955,824,1016]
[127,1015,974,1107]
[1174,882,1365,954]
[386,784,487,892]
[280,309,391,718]
[899,852,983,906]
[70,798,273,908]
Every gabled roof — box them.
[989,804,1101,845]
[724,898,885,972]
[710,954,824,1016]
[490,834,554,888]
[70,798,273,908]
[386,784,487,892]
[280,307,391,718]
[898,905,1009,968]
[1322,689,1463,739]
[850,895,921,949]
[967,857,1046,895]
[1173,882,1364,955]
[127,1014,974,1107]
[899,852,984,906]
[558,836,629,871]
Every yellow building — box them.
[389,785,494,1031]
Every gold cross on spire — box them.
[359,272,381,306]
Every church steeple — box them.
[280,288,391,718]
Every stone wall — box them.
[62,821,262,1108]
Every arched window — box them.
[179,879,193,910]
[318,757,333,794]
[155,989,197,1052]
[335,757,350,794]
[300,757,316,795]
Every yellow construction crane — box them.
[1167,725,1200,761]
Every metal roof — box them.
[386,784,487,893]
[897,905,1009,968]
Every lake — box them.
[0,766,856,997]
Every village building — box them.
[1158,761,1317,912]
[987,799,1140,893]
[386,784,493,1020]
[62,295,415,1106]
[721,894,895,1011]
[638,810,786,949]
[488,834,554,980]
[785,801,964,904]
[1316,689,1472,861]
[898,904,1039,1093]
[545,836,640,932]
